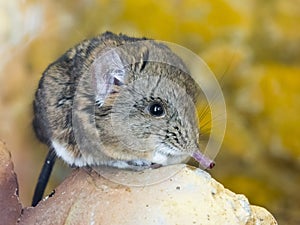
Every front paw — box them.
[126,159,152,170]
[108,159,151,171]
[108,159,162,171]
[126,160,162,170]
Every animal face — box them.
[97,63,201,165]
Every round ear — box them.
[91,48,126,107]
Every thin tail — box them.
[32,147,56,207]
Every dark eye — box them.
[148,102,165,117]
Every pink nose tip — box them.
[208,161,215,169]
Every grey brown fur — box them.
[33,31,205,170]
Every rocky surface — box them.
[0,141,22,225]
[19,167,277,225]
[0,140,277,224]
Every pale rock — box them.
[19,164,278,225]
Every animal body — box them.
[32,32,214,206]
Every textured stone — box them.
[19,165,277,225]
[0,140,22,225]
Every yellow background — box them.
[1,0,299,224]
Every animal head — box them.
[73,40,212,167]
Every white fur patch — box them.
[153,144,189,165]
[51,140,86,167]
[152,144,175,164]
[107,160,132,168]
[152,151,169,165]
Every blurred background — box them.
[1,0,299,224]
